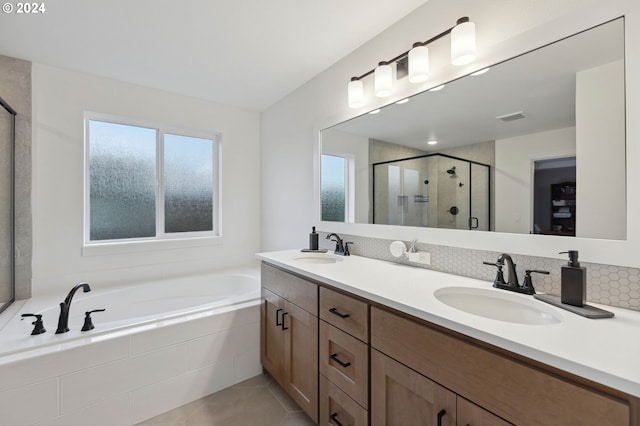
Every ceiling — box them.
[0,0,428,111]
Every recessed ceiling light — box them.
[395,98,410,105]
[429,84,445,92]
[471,67,490,76]
[427,140,438,145]
[369,109,381,115]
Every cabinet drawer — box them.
[371,307,629,426]
[261,263,317,315]
[319,375,368,426]
[319,286,368,342]
[320,320,368,408]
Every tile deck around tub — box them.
[135,373,316,426]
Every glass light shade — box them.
[408,45,429,83]
[451,20,477,66]
[374,63,393,97]
[347,79,364,108]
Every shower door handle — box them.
[469,217,479,229]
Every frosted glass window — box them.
[86,115,219,244]
[89,121,157,241]
[321,154,346,222]
[164,134,214,233]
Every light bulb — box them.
[451,18,476,66]
[347,79,364,109]
[374,62,393,97]
[408,44,429,83]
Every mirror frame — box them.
[314,2,640,269]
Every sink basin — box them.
[434,287,562,325]
[293,254,344,264]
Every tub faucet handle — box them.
[21,313,46,335]
[81,309,106,332]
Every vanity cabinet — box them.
[371,306,630,426]
[260,264,318,422]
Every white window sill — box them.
[82,236,223,257]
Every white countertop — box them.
[256,250,640,398]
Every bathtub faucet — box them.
[56,282,91,334]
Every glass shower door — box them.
[0,97,15,314]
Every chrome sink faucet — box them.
[56,282,91,334]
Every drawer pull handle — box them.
[281,312,289,330]
[330,412,349,426]
[275,308,283,327]
[330,353,351,368]
[329,307,350,319]
[437,409,447,426]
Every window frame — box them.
[83,112,221,253]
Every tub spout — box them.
[56,282,91,334]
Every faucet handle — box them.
[483,261,506,286]
[21,314,46,335]
[344,242,353,256]
[521,269,550,294]
[81,309,106,332]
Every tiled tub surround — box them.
[0,269,262,426]
[257,250,640,399]
[318,232,640,311]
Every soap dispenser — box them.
[309,226,319,251]
[560,250,586,307]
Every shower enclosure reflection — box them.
[373,154,490,230]
[0,96,16,314]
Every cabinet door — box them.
[261,288,285,381]
[457,397,513,426]
[371,349,456,426]
[283,299,319,423]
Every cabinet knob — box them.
[330,412,349,426]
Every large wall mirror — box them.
[320,18,625,240]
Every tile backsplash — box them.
[318,232,640,311]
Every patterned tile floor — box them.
[135,373,315,426]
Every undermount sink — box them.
[434,287,562,325]
[293,253,344,264]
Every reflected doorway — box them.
[533,157,576,236]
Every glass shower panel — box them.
[0,99,15,313]
[321,154,347,222]
[471,163,490,230]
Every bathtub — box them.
[0,268,262,426]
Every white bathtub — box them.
[0,268,262,426]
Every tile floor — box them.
[135,373,316,426]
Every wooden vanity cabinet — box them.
[261,264,318,422]
[371,306,631,426]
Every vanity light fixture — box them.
[427,139,439,145]
[347,16,476,108]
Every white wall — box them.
[495,127,576,234]
[32,64,261,296]
[576,60,626,239]
[261,0,640,268]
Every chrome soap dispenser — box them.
[560,250,586,307]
